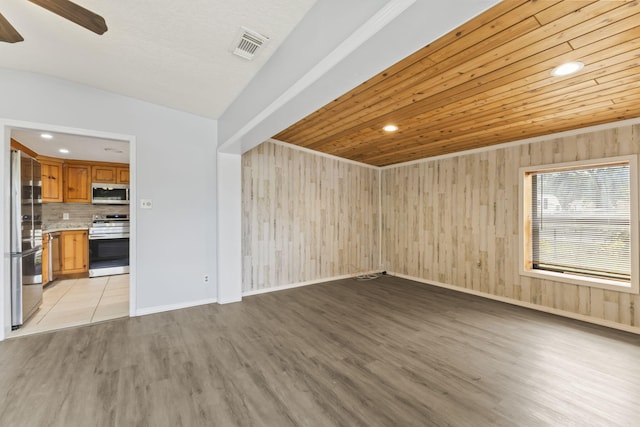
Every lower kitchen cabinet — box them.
[42,234,50,285]
[61,230,88,274]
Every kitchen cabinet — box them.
[40,158,64,203]
[92,165,117,183]
[92,165,129,184]
[42,233,50,285]
[116,167,130,184]
[60,230,88,274]
[64,164,91,203]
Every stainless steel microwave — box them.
[91,183,130,205]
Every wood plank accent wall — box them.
[382,124,640,328]
[242,141,379,292]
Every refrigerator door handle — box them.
[10,150,21,254]
[10,254,23,327]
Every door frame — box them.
[0,119,137,341]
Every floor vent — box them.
[232,27,269,60]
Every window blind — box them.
[531,163,631,281]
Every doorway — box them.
[1,121,136,339]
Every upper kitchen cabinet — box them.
[64,163,91,203]
[39,157,64,203]
[116,167,129,184]
[92,165,117,183]
[92,164,129,184]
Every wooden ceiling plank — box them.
[350,80,604,147]
[371,2,619,102]
[595,64,640,84]
[611,88,640,105]
[390,103,640,163]
[363,102,640,166]
[293,42,574,149]
[534,1,601,26]
[388,107,640,164]
[278,5,583,143]
[391,25,640,122]
[397,93,620,144]
[334,86,633,161]
[274,57,432,143]
[273,2,543,143]
[415,0,532,59]
[277,12,543,143]
[298,26,640,152]
[409,65,640,132]
[338,79,640,159]
[299,45,579,150]
[348,0,534,94]
[380,102,640,160]
[282,3,627,147]
[275,0,640,165]
[426,1,554,63]
[325,80,599,156]
[612,88,640,105]
[569,8,640,49]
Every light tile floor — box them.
[10,274,129,338]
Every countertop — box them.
[42,223,90,233]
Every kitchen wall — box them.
[42,203,130,227]
[382,123,640,331]
[242,140,379,292]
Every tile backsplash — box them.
[43,203,130,226]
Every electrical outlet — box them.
[62,212,69,220]
[204,275,209,283]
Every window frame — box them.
[519,155,639,294]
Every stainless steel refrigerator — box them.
[10,150,43,329]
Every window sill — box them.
[520,268,639,294]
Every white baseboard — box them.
[135,298,218,316]
[243,271,381,297]
[389,272,640,336]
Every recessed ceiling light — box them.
[40,133,53,139]
[383,124,398,132]
[58,148,69,154]
[550,61,584,77]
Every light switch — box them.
[140,199,153,209]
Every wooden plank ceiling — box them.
[273,0,640,167]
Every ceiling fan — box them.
[0,0,107,43]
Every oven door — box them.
[88,236,130,277]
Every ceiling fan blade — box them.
[0,13,24,43]
[28,0,108,35]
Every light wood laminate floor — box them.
[1,275,639,426]
[10,274,129,338]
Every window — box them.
[520,155,639,293]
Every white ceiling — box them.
[0,0,317,119]
[11,128,130,163]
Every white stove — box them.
[88,214,129,277]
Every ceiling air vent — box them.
[232,27,269,60]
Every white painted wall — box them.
[0,69,218,339]
[217,153,242,303]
